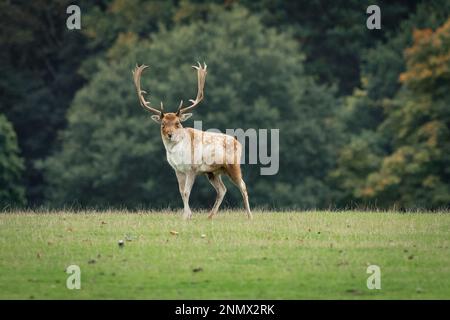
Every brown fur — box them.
[133,63,251,220]
[158,112,252,220]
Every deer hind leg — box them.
[176,171,196,220]
[206,173,227,219]
[226,164,252,219]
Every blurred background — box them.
[0,0,449,210]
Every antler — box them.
[132,65,163,116]
[177,62,207,115]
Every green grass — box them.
[0,210,449,299]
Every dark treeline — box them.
[0,0,449,210]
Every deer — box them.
[132,62,252,220]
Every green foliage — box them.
[364,18,450,208]
[174,0,417,95]
[41,7,340,209]
[363,0,450,101]
[333,8,450,209]
[0,115,26,207]
[80,0,178,78]
[0,0,93,204]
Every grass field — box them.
[0,210,449,299]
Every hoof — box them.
[183,213,192,220]
[207,210,217,219]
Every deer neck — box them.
[161,128,189,152]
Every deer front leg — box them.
[177,171,196,220]
[175,171,186,207]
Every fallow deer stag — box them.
[132,62,252,219]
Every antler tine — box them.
[176,100,184,114]
[132,64,163,115]
[178,62,207,114]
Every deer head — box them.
[132,62,207,141]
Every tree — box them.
[174,0,417,95]
[79,0,178,79]
[332,1,450,207]
[0,114,26,207]
[363,18,450,208]
[41,6,340,209]
[333,10,450,209]
[0,0,92,204]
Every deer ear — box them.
[150,115,162,123]
[179,113,193,122]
